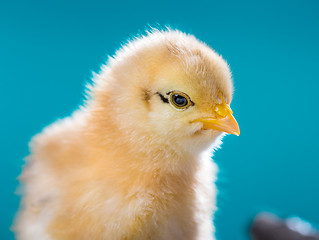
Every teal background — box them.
[1,0,319,239]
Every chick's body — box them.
[14,30,238,240]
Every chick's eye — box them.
[168,91,193,110]
[172,94,187,107]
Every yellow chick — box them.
[14,29,239,240]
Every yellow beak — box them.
[192,102,240,136]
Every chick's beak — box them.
[192,103,240,136]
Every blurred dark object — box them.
[251,212,319,240]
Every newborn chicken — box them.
[14,30,239,240]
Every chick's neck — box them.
[85,104,201,194]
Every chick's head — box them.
[92,30,239,153]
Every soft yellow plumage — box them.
[14,29,239,240]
